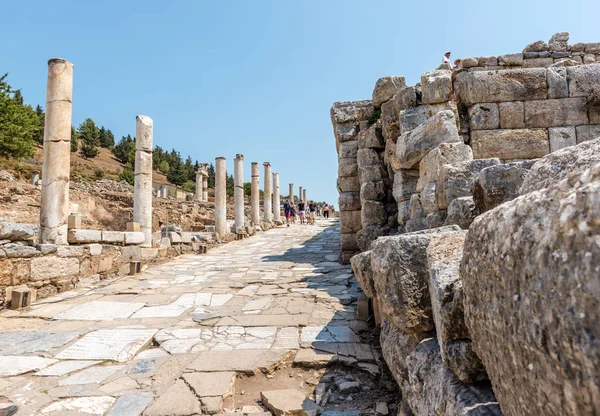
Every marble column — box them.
[161,185,168,199]
[202,165,209,202]
[251,162,260,225]
[263,162,272,222]
[31,171,40,185]
[215,157,227,236]
[40,58,74,245]
[289,183,294,204]
[234,154,245,232]
[303,189,307,202]
[195,170,202,202]
[299,186,304,202]
[133,115,153,248]
[273,172,281,222]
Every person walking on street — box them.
[283,199,291,227]
[323,202,330,219]
[308,200,316,225]
[298,200,306,224]
[290,203,297,223]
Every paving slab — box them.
[39,396,116,415]
[186,350,289,375]
[0,356,57,376]
[105,391,153,416]
[35,360,101,377]
[59,365,124,386]
[53,302,146,321]
[143,379,201,416]
[182,371,235,397]
[260,389,319,416]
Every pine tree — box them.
[33,105,45,144]
[185,156,194,182]
[226,173,234,197]
[0,74,38,158]
[77,118,100,159]
[13,90,23,105]
[80,141,99,159]
[112,135,135,165]
[159,160,170,174]
[207,164,215,188]
[70,126,78,152]
[167,155,188,186]
[98,126,115,148]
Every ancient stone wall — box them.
[335,32,600,415]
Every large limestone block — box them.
[356,225,390,252]
[420,182,437,215]
[402,339,501,416]
[397,200,411,226]
[455,68,548,106]
[470,160,536,214]
[339,192,361,211]
[548,31,569,52]
[444,196,476,230]
[546,67,568,98]
[385,138,402,172]
[520,136,600,194]
[330,100,374,124]
[339,210,361,234]
[360,181,386,201]
[30,257,79,281]
[334,123,359,143]
[436,159,501,210]
[523,97,588,127]
[498,101,525,129]
[358,124,385,149]
[357,148,382,168]
[417,143,473,192]
[381,86,419,141]
[337,177,360,193]
[0,221,38,241]
[471,128,549,160]
[380,318,424,385]
[67,229,102,244]
[567,63,600,98]
[359,165,388,184]
[396,110,460,169]
[468,103,499,130]
[421,70,452,104]
[399,107,427,135]
[340,233,359,252]
[425,210,446,229]
[361,201,387,227]
[392,170,419,202]
[338,157,358,178]
[575,125,600,143]
[370,226,460,333]
[350,251,376,297]
[548,126,577,151]
[372,76,406,108]
[461,163,600,416]
[338,140,358,159]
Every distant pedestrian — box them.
[298,200,306,224]
[443,51,452,70]
[323,203,330,219]
[453,59,462,70]
[283,199,292,227]
[308,200,316,225]
[290,204,297,223]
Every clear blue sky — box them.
[2,0,598,204]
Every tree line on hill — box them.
[0,72,240,194]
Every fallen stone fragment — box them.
[337,381,360,393]
[349,251,375,297]
[375,402,389,415]
[186,350,289,375]
[143,379,201,416]
[260,389,319,416]
[106,392,153,416]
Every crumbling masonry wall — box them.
[334,32,600,415]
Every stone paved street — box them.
[0,218,388,415]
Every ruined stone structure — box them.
[273,172,281,222]
[214,157,227,236]
[263,162,272,224]
[133,115,153,248]
[234,154,245,233]
[335,33,600,415]
[40,58,74,245]
[195,165,208,202]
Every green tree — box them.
[226,173,234,197]
[243,182,251,196]
[77,118,99,159]
[159,160,170,174]
[120,168,134,185]
[70,126,78,152]
[153,145,164,170]
[112,135,136,165]
[167,154,187,186]
[183,180,196,192]
[13,89,23,105]
[98,126,115,148]
[0,74,38,158]
[32,105,45,144]
[80,141,99,159]
[207,163,215,188]
[185,156,194,182]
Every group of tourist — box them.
[282,200,332,226]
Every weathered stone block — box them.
[444,197,476,230]
[523,97,588,127]
[359,165,388,184]
[381,87,419,141]
[461,163,600,416]
[385,138,402,172]
[30,256,79,281]
[340,233,359,251]
[436,159,501,210]
[420,182,437,215]
[373,76,406,108]
[498,101,525,129]
[520,137,600,194]
[396,110,460,169]
[567,63,600,98]
[399,107,427,135]
[124,232,145,245]
[444,340,488,384]
[357,148,382,168]
[101,231,125,244]
[57,246,84,258]
[421,70,452,104]
[370,226,460,333]
[583,54,596,64]
[3,244,39,258]
[337,176,360,193]
[339,211,361,234]
[338,140,358,159]
[334,123,359,143]
[350,251,375,298]
[546,67,568,98]
[360,181,386,201]
[67,229,102,244]
[392,170,419,202]
[575,125,600,144]
[356,225,390,253]
[331,100,373,124]
[585,42,600,53]
[455,68,548,105]
[471,160,536,214]
[523,40,549,53]
[0,221,37,241]
[548,31,569,52]
[471,129,549,160]
[549,126,577,151]
[498,53,523,66]
[361,201,387,227]
[522,57,554,68]
[380,318,424,385]
[425,210,446,229]
[88,244,102,256]
[358,125,385,149]
[417,143,473,192]
[339,192,361,211]
[402,338,501,416]
[397,200,410,225]
[461,57,478,68]
[468,103,499,130]
[338,158,358,178]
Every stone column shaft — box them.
[299,186,304,202]
[251,162,260,225]
[202,175,208,202]
[215,157,227,236]
[234,155,245,232]
[40,58,74,245]
[195,170,202,202]
[273,172,281,222]
[289,183,294,204]
[133,115,153,248]
[303,189,307,202]
[263,163,272,222]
